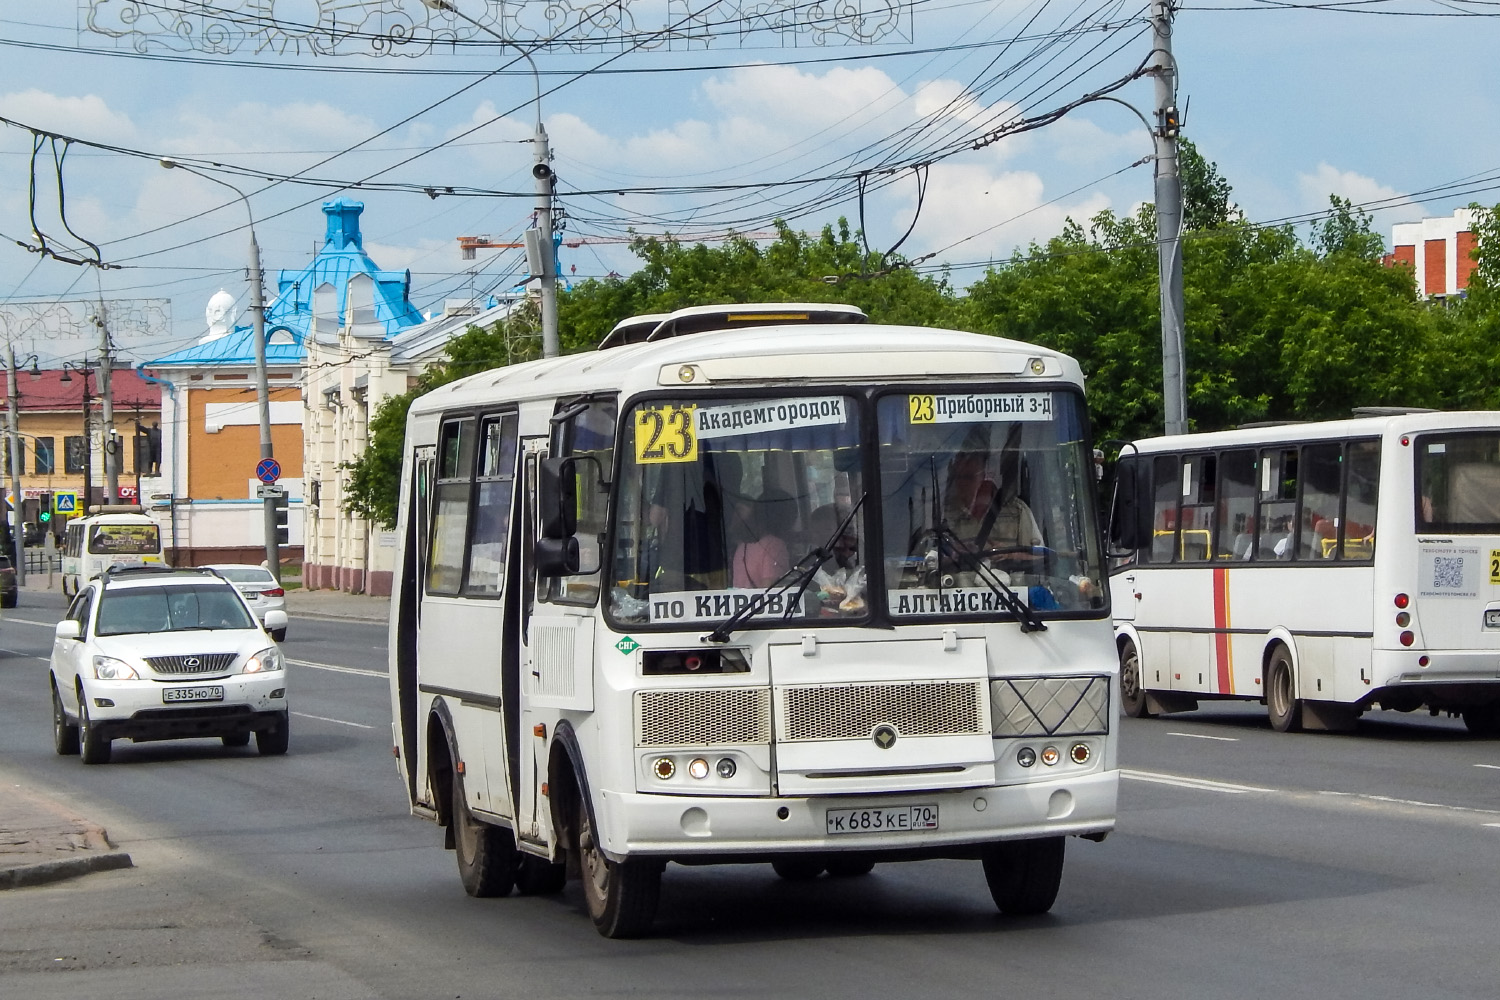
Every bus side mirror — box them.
[535,536,580,577]
[1107,457,1150,553]
[539,457,577,540]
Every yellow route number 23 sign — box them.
[635,405,698,464]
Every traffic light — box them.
[39,510,51,523]
[273,494,289,545]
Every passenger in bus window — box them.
[732,489,794,588]
[807,504,866,615]
[943,452,1044,556]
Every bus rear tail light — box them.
[1394,593,1410,609]
[1399,631,1415,647]
[1395,612,1410,627]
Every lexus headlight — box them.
[92,655,138,680]
[243,647,284,674]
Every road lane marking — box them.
[1167,732,1239,742]
[1121,769,1272,794]
[7,616,60,628]
[288,658,386,678]
[0,646,49,662]
[1474,764,1500,771]
[292,711,375,730]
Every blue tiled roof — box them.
[146,199,424,368]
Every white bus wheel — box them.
[1119,639,1154,719]
[1462,703,1500,738]
[578,803,660,938]
[981,836,1065,916]
[1266,648,1302,733]
[452,774,516,898]
[771,856,825,880]
[515,854,566,895]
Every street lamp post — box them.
[159,158,281,579]
[5,346,39,585]
[60,360,94,513]
[420,0,559,358]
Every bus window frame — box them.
[425,416,477,597]
[461,409,521,601]
[543,393,618,609]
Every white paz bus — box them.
[62,505,165,596]
[389,303,1119,937]
[1108,409,1500,736]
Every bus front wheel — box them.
[1266,647,1302,733]
[981,836,1065,916]
[1462,702,1500,738]
[578,801,660,938]
[1119,639,1153,718]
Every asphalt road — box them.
[3,589,1499,1000]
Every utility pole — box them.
[1150,0,1187,436]
[532,125,559,358]
[95,308,119,503]
[6,346,26,586]
[249,228,281,581]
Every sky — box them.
[0,0,1495,363]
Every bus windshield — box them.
[610,394,866,627]
[879,390,1105,617]
[1417,431,1500,532]
[607,388,1106,628]
[88,523,161,555]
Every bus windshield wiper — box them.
[932,524,1048,633]
[703,494,867,645]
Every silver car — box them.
[205,565,287,641]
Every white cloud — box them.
[0,89,137,143]
[892,160,1113,263]
[1297,163,1425,219]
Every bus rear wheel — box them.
[452,774,516,898]
[1266,647,1302,733]
[578,801,660,938]
[1462,702,1500,738]
[1119,639,1153,718]
[981,836,1065,916]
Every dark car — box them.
[0,552,15,609]
[22,522,44,547]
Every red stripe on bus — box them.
[1213,567,1233,693]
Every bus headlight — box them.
[688,758,710,779]
[653,757,676,780]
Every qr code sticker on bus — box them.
[1433,556,1465,589]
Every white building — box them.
[1387,208,1479,298]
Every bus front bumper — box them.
[592,769,1118,862]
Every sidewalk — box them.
[0,782,133,890]
[282,587,390,624]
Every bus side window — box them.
[1146,455,1178,564]
[1216,450,1256,559]
[1178,453,1216,562]
[1299,443,1342,560]
[546,396,617,607]
[465,413,519,597]
[1342,440,1379,559]
[1255,447,1298,561]
[427,418,476,596]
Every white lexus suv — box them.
[49,566,291,764]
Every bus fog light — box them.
[716,757,737,779]
[653,757,676,780]
[1040,746,1060,766]
[1399,631,1415,647]
[688,757,710,779]
[1016,747,1036,767]
[1070,742,1091,764]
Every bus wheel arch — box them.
[1264,641,1302,733]
[425,703,460,849]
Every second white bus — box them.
[1108,410,1500,736]
[62,506,166,596]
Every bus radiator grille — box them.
[636,688,772,747]
[777,681,986,742]
[990,676,1110,738]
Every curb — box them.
[287,610,388,625]
[0,851,134,890]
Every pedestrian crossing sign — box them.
[54,491,79,514]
